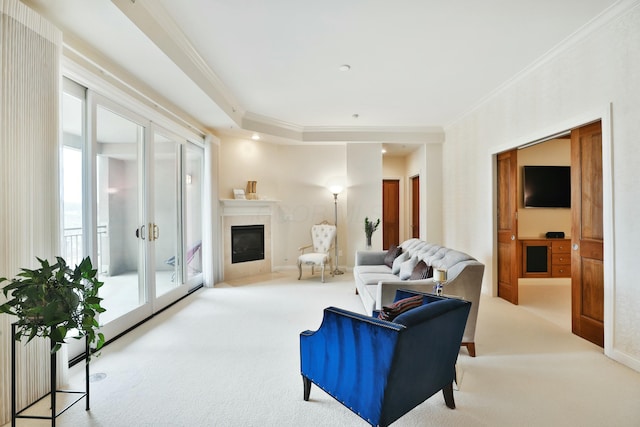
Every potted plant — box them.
[364,217,381,249]
[0,256,106,356]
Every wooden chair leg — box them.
[442,382,455,409]
[298,261,302,280]
[303,376,312,401]
[462,342,476,357]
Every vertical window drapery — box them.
[0,0,62,423]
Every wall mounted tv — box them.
[523,165,571,208]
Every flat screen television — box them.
[523,165,571,208]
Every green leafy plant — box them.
[0,256,106,356]
[364,217,381,238]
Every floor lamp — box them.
[329,185,344,275]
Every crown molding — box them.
[112,0,245,126]
[111,0,447,144]
[242,112,443,143]
[62,40,207,141]
[106,0,450,145]
[241,112,304,141]
[302,127,444,143]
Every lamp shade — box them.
[328,184,343,195]
[434,268,447,283]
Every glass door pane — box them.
[96,105,145,324]
[184,143,204,287]
[62,89,85,267]
[153,132,180,296]
[62,83,207,349]
[62,81,88,361]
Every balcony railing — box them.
[63,225,108,273]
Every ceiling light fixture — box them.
[251,133,260,140]
[339,64,351,72]
[381,149,387,154]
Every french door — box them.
[62,79,203,355]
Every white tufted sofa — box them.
[354,238,485,356]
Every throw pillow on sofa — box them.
[399,256,420,280]
[391,251,410,275]
[384,244,403,268]
[410,260,433,280]
[378,294,423,321]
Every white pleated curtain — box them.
[0,0,62,423]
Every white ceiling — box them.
[25,0,620,151]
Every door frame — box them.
[88,91,153,340]
[490,104,615,358]
[73,88,204,346]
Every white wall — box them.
[217,137,447,271]
[444,3,640,370]
[347,144,383,263]
[381,145,444,246]
[517,139,572,238]
[275,144,347,269]
[422,144,444,244]
[218,135,347,269]
[218,135,281,201]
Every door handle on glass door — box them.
[147,223,159,241]
[135,225,146,239]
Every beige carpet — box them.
[7,272,640,426]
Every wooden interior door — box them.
[382,179,400,250]
[571,121,604,347]
[411,176,419,238]
[497,150,519,304]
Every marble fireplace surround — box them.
[220,199,277,280]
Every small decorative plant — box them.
[364,217,381,247]
[0,256,106,356]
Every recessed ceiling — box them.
[25,0,620,148]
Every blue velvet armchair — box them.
[300,290,471,427]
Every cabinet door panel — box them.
[552,253,571,265]
[552,240,571,253]
[552,265,571,277]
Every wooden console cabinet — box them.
[520,238,571,278]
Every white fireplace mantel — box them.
[219,199,279,216]
[220,199,278,280]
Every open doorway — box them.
[517,137,572,332]
[496,119,606,348]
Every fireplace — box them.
[221,199,275,280]
[231,225,265,264]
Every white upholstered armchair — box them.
[298,222,336,283]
